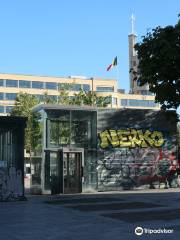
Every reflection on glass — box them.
[50,121,70,145]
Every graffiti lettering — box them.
[99,129,165,148]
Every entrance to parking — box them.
[44,148,83,194]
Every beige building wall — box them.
[0,73,158,115]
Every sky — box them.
[0,0,179,94]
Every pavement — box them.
[1,189,180,240]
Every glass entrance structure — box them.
[32,105,97,194]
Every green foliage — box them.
[10,93,41,153]
[58,83,72,105]
[135,16,180,110]
[72,89,111,107]
[43,91,57,104]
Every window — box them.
[121,99,128,106]
[48,95,58,101]
[6,106,13,113]
[45,82,57,90]
[32,81,44,89]
[96,86,114,92]
[5,93,17,100]
[19,80,31,88]
[121,99,157,107]
[35,94,44,101]
[140,90,154,96]
[82,84,90,92]
[0,106,4,113]
[0,92,4,100]
[0,79,4,86]
[129,99,139,106]
[71,84,81,91]
[6,80,18,88]
[58,83,71,90]
[58,83,82,91]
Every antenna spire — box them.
[131,14,135,34]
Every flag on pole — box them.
[106,56,117,71]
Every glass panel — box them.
[121,99,128,106]
[0,106,4,113]
[71,110,97,148]
[48,110,97,148]
[6,80,18,87]
[48,110,70,147]
[50,121,70,146]
[6,106,13,113]
[96,86,114,92]
[0,79,4,86]
[5,93,17,100]
[68,153,77,189]
[64,152,82,193]
[48,95,58,102]
[32,81,44,89]
[63,153,68,190]
[50,152,59,177]
[49,152,59,194]
[83,84,90,92]
[19,80,31,88]
[71,84,81,91]
[31,157,42,193]
[45,82,57,90]
[35,94,44,101]
[0,93,4,100]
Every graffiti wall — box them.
[0,167,23,201]
[97,109,179,191]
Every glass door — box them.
[44,149,82,194]
[63,152,82,194]
[44,150,61,193]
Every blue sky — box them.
[0,0,179,93]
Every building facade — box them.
[0,72,159,116]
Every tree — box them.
[58,83,72,105]
[43,91,57,104]
[10,93,41,155]
[135,16,180,110]
[72,89,111,107]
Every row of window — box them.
[0,93,17,100]
[139,90,154,96]
[0,93,59,101]
[121,99,158,107]
[0,92,158,108]
[96,86,114,92]
[0,79,115,92]
[0,79,91,91]
[0,106,13,113]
